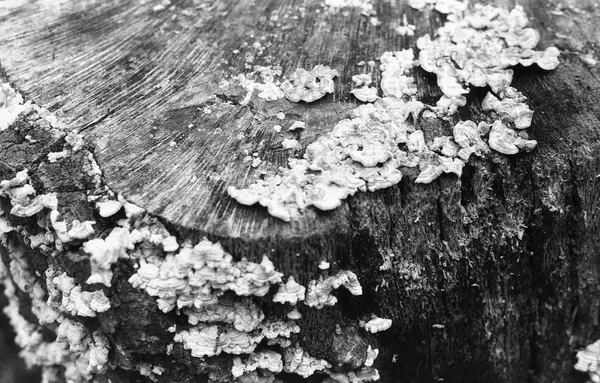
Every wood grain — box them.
[2,0,600,382]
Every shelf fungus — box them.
[351,87,378,103]
[488,120,537,155]
[575,339,600,383]
[185,297,265,332]
[364,345,379,367]
[83,225,138,287]
[283,345,332,378]
[305,270,363,309]
[281,65,339,103]
[129,239,283,312]
[51,212,95,243]
[324,367,381,383]
[174,324,264,357]
[47,271,111,317]
[232,350,284,378]
[417,4,559,111]
[273,276,306,305]
[0,170,58,218]
[482,87,534,130]
[96,200,123,218]
[363,317,393,334]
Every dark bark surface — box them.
[1,0,600,382]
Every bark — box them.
[1,0,600,382]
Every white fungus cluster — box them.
[575,340,600,383]
[0,170,58,217]
[228,4,560,221]
[1,227,110,382]
[281,65,339,103]
[232,350,284,378]
[304,270,363,309]
[185,297,265,331]
[324,367,380,383]
[272,276,306,305]
[173,319,300,358]
[232,66,286,104]
[417,4,559,117]
[129,239,283,312]
[0,82,32,131]
[47,270,111,317]
[363,316,393,334]
[283,345,332,378]
[351,73,378,102]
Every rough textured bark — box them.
[1,0,600,382]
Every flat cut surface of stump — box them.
[2,0,600,382]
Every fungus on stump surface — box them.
[1,1,600,383]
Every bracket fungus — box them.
[0,170,58,218]
[488,120,537,155]
[575,340,600,383]
[281,65,339,103]
[363,317,393,334]
[272,276,306,305]
[129,239,283,312]
[305,270,363,309]
[232,350,284,378]
[283,345,332,378]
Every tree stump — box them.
[1,0,599,382]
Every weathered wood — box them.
[1,0,600,382]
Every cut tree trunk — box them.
[1,0,600,382]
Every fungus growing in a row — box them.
[129,239,283,312]
[324,367,380,383]
[185,297,265,332]
[231,350,284,378]
[174,325,264,357]
[259,320,301,340]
